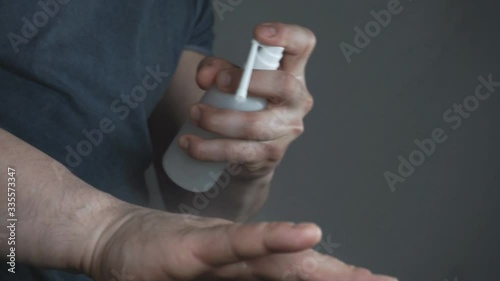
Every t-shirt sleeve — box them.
[184,0,215,56]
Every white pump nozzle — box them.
[254,45,285,70]
[235,40,285,101]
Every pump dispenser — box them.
[163,40,285,192]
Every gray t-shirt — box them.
[0,1,214,280]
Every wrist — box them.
[226,171,274,221]
[17,163,133,274]
[76,195,138,276]
[231,164,276,182]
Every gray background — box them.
[212,1,500,280]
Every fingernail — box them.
[179,136,189,151]
[260,23,277,37]
[217,71,232,87]
[293,223,322,238]
[190,105,201,123]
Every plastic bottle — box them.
[163,40,285,192]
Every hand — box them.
[180,22,316,179]
[86,204,397,281]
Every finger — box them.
[216,250,398,281]
[189,104,304,141]
[249,252,399,281]
[254,22,317,79]
[215,69,313,112]
[179,135,289,163]
[191,222,322,266]
[196,56,240,90]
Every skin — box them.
[150,23,315,221]
[0,23,398,281]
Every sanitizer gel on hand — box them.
[163,40,285,192]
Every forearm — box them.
[0,128,124,272]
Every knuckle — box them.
[243,114,264,139]
[235,142,258,162]
[267,118,285,137]
[224,146,236,161]
[256,126,275,141]
[303,95,314,112]
[225,223,242,243]
[187,141,206,161]
[279,72,300,99]
[197,112,214,131]
[265,143,284,161]
[291,123,305,137]
[198,108,222,133]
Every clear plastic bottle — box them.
[163,42,285,192]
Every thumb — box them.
[196,56,240,91]
[191,222,322,266]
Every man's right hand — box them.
[87,204,397,281]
